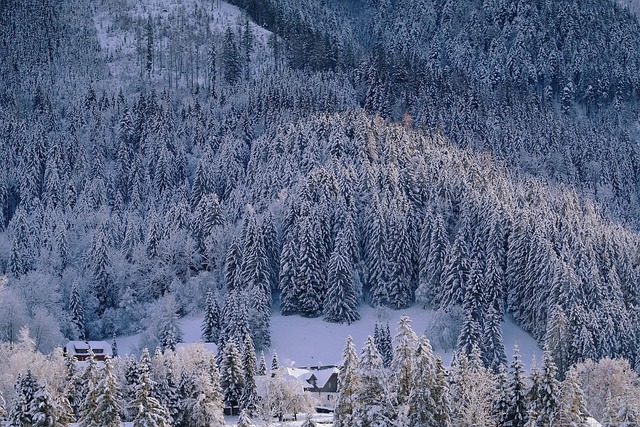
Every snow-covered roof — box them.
[308,367,339,389]
[65,341,112,357]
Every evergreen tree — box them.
[295,214,326,317]
[240,333,258,415]
[184,359,224,427]
[334,336,359,427]
[271,351,279,375]
[392,315,418,407]
[556,368,590,427]
[9,371,38,427]
[257,351,267,376]
[81,357,120,427]
[29,381,68,427]
[408,335,439,427]
[69,281,85,341]
[535,350,561,426]
[237,408,255,427]
[416,211,448,307]
[545,304,571,379]
[222,27,241,85]
[219,339,245,414]
[353,336,396,427]
[132,349,171,427]
[201,291,220,343]
[324,228,360,324]
[504,346,528,427]
[89,225,113,316]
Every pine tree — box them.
[240,333,258,415]
[152,353,180,425]
[334,336,360,427]
[29,381,68,427]
[9,370,38,426]
[416,211,448,307]
[504,346,528,427]
[69,281,85,341]
[271,351,279,375]
[535,350,561,426]
[493,364,510,427]
[81,357,121,427]
[257,351,267,376]
[89,225,113,316]
[545,304,571,379]
[324,228,360,324]
[222,27,241,85]
[78,350,100,427]
[184,358,224,427]
[295,215,326,317]
[132,349,171,427]
[201,291,220,343]
[556,368,590,427]
[353,336,396,427]
[237,408,255,427]
[219,339,245,414]
[408,335,439,427]
[392,315,418,407]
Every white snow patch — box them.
[115,305,543,370]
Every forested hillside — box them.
[1,0,640,384]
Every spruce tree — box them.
[556,368,590,427]
[132,349,171,427]
[9,371,38,427]
[257,351,267,376]
[271,351,279,375]
[334,336,360,427]
[69,281,85,341]
[535,350,561,426]
[219,339,245,414]
[324,228,360,324]
[81,357,121,427]
[392,315,418,407]
[408,335,438,427]
[201,291,220,343]
[504,346,528,427]
[240,333,258,416]
[353,336,396,427]
[29,381,68,427]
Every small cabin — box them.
[64,341,112,361]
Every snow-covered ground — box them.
[92,0,272,91]
[118,304,543,370]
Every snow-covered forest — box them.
[1,0,640,424]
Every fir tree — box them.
[9,370,38,427]
[408,335,439,427]
[69,281,85,341]
[392,315,418,407]
[324,228,360,324]
[240,333,258,416]
[29,381,68,427]
[132,349,171,427]
[504,346,528,427]
[201,291,220,343]
[334,336,359,427]
[271,351,279,376]
[257,351,267,376]
[556,368,590,427]
[353,336,396,427]
[237,408,255,427]
[535,349,561,426]
[81,357,121,427]
[220,339,245,413]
